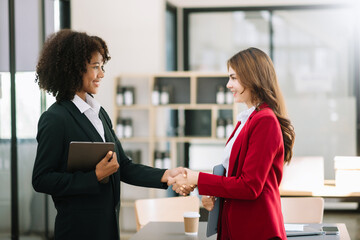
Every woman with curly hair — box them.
[169,48,295,240]
[32,29,186,240]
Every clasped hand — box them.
[166,168,199,196]
[95,151,119,182]
[167,168,215,211]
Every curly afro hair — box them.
[35,29,111,102]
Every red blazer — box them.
[198,103,287,240]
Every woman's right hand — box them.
[95,151,119,182]
[202,195,215,211]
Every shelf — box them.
[119,137,150,143]
[116,105,150,110]
[150,71,227,78]
[198,104,233,109]
[154,137,227,143]
[115,72,233,234]
[196,76,229,104]
[114,72,233,168]
[121,200,135,207]
[154,76,191,104]
[152,104,233,110]
[119,232,135,240]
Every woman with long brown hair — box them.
[169,47,295,240]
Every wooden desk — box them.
[129,222,216,240]
[129,222,350,240]
[281,180,360,201]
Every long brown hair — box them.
[227,47,295,164]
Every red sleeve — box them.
[198,114,282,200]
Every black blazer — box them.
[32,99,167,240]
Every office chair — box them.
[281,197,324,223]
[134,196,200,231]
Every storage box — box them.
[280,156,324,192]
[334,156,360,191]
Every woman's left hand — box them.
[202,195,215,211]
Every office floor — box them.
[323,210,360,240]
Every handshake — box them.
[164,167,216,211]
[164,167,200,196]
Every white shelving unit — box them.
[114,72,237,236]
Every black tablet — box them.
[67,141,115,172]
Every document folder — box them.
[206,164,225,237]
[286,225,325,237]
[286,229,325,237]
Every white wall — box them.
[70,0,351,119]
[71,0,166,118]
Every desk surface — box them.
[129,222,216,240]
[129,222,350,240]
[280,180,360,198]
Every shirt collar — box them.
[237,105,256,122]
[72,94,101,114]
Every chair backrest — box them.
[134,196,200,231]
[281,197,324,223]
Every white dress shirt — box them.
[72,94,105,142]
[222,106,256,176]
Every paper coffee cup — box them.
[183,211,200,235]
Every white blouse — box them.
[72,94,105,142]
[222,106,256,176]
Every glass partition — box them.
[186,6,357,179]
[0,72,11,238]
[272,8,356,178]
[15,72,41,235]
[0,0,57,238]
[166,5,177,71]
[188,11,270,72]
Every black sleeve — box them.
[100,108,168,189]
[32,111,101,197]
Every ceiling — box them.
[167,0,354,8]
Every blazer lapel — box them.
[98,108,120,207]
[226,121,241,145]
[227,107,261,176]
[60,100,104,142]
[227,127,244,177]
[98,109,115,143]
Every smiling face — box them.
[76,51,104,101]
[226,66,253,107]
